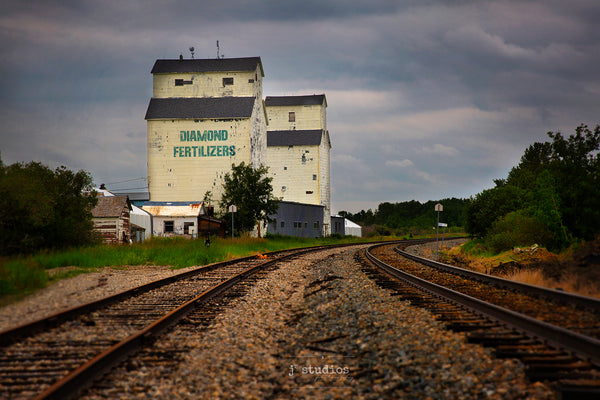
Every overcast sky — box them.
[1,1,599,213]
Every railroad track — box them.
[362,241,600,399]
[0,244,358,400]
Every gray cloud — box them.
[1,0,599,212]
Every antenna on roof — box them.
[189,46,195,59]
[216,40,224,59]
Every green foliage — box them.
[485,211,554,253]
[0,258,48,295]
[465,123,600,251]
[219,162,280,236]
[0,161,98,255]
[465,184,525,239]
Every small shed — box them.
[96,187,151,242]
[91,196,132,244]
[345,218,362,237]
[142,201,205,237]
[198,216,226,238]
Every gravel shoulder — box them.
[0,265,200,332]
[83,246,553,399]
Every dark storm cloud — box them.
[1,0,599,212]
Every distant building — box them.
[91,196,132,244]
[142,56,333,238]
[265,95,331,235]
[142,201,205,237]
[145,57,266,203]
[267,201,325,238]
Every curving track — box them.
[362,241,600,399]
[0,245,346,400]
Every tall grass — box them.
[0,234,390,298]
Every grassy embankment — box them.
[442,239,600,299]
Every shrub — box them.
[485,210,554,253]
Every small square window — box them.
[164,220,174,233]
[281,221,285,228]
[289,112,295,122]
[223,77,234,86]
[313,174,317,180]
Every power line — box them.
[110,186,149,191]
[103,177,147,185]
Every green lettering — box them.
[222,130,228,140]
[217,146,222,156]
[184,146,191,157]
[200,131,207,141]
[229,145,236,156]
[190,131,197,141]
[180,131,186,141]
[209,146,216,156]
[200,146,206,156]
[222,145,229,156]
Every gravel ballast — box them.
[80,247,553,399]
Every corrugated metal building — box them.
[145,57,266,203]
[267,201,325,238]
[265,95,331,235]
[91,196,132,244]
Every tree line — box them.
[340,198,467,236]
[341,124,600,251]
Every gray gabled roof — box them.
[145,97,255,120]
[151,57,264,76]
[265,94,326,107]
[267,130,323,146]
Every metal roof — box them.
[265,94,326,107]
[145,97,255,120]
[267,130,323,146]
[142,201,205,217]
[151,57,264,76]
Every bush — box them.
[485,211,554,253]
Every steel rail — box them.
[366,244,600,366]
[0,239,422,347]
[394,246,600,312]
[33,245,325,400]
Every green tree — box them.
[546,124,600,240]
[465,184,525,238]
[0,161,97,255]
[219,162,279,237]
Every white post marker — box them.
[438,222,448,251]
[434,203,443,260]
[228,205,237,239]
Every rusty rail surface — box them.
[366,243,600,365]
